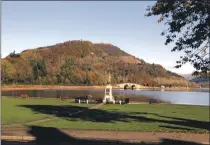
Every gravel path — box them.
[1,129,209,144]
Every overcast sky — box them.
[2,1,195,74]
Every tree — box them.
[84,72,91,85]
[151,63,156,87]
[1,60,16,83]
[9,50,20,58]
[146,0,210,76]
[31,59,47,82]
[60,58,76,84]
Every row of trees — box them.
[2,56,190,86]
[2,58,104,85]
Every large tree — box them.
[1,59,16,83]
[146,0,210,76]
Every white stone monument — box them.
[103,85,115,104]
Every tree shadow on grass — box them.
[18,105,209,132]
[1,126,206,145]
[18,105,151,123]
[129,112,210,132]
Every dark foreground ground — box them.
[1,126,210,145]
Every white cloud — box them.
[165,63,195,74]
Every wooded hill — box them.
[1,40,197,87]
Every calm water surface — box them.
[2,89,209,106]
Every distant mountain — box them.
[181,74,196,80]
[190,77,209,88]
[191,77,209,83]
[1,40,196,87]
[181,73,209,88]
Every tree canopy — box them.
[146,0,210,76]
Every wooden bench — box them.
[124,98,129,104]
[95,98,103,104]
[149,99,159,104]
[60,96,68,101]
[20,93,29,99]
[74,96,89,103]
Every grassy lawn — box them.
[2,97,209,133]
[2,97,93,125]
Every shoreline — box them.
[1,85,106,91]
[1,85,203,91]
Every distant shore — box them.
[1,85,105,91]
[1,85,202,91]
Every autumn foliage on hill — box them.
[1,40,196,87]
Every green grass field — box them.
[2,97,209,133]
[2,97,93,125]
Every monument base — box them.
[103,99,115,104]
